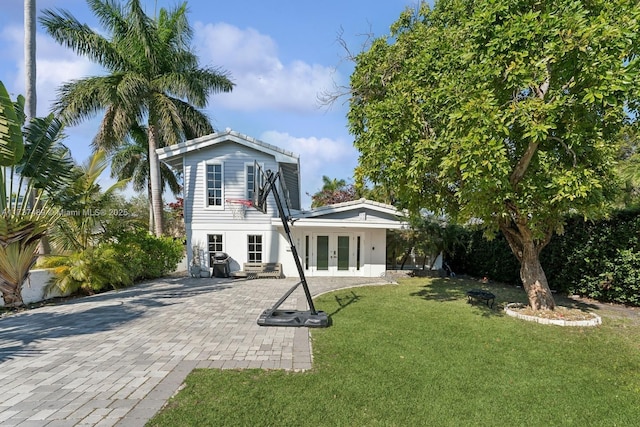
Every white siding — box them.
[183,141,279,225]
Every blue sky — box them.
[1,0,419,208]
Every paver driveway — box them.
[0,275,385,426]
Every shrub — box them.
[573,249,640,305]
[42,228,184,296]
[449,227,520,284]
[42,246,133,296]
[111,229,184,281]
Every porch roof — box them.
[273,198,408,230]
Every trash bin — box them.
[210,252,230,278]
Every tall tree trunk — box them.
[400,246,412,269]
[520,240,555,310]
[148,124,163,236]
[25,0,36,119]
[25,0,51,256]
[500,219,556,310]
[147,182,154,234]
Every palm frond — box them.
[110,143,147,192]
[54,75,121,126]
[127,0,158,71]
[171,98,214,139]
[17,114,75,195]
[86,0,127,38]
[157,2,192,49]
[39,7,126,72]
[150,93,183,147]
[160,162,181,196]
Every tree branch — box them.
[509,141,539,187]
[549,136,577,166]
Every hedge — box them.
[449,207,640,306]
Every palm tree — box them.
[110,124,181,232]
[24,0,36,120]
[40,0,234,236]
[310,176,354,207]
[0,81,75,306]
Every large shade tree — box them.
[349,0,640,310]
[40,0,233,236]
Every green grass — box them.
[148,278,640,426]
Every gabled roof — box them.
[296,198,405,218]
[279,198,408,229]
[156,128,299,171]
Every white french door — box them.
[312,233,362,276]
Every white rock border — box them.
[504,303,602,327]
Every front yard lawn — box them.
[148,277,640,426]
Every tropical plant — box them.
[42,227,184,295]
[310,176,356,207]
[348,0,640,310]
[43,246,133,295]
[0,81,75,306]
[48,149,129,253]
[40,0,234,237]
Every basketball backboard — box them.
[252,160,268,214]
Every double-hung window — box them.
[208,234,223,253]
[248,235,263,263]
[206,163,223,207]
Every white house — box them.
[157,129,409,278]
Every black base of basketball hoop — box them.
[257,309,329,328]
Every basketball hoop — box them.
[226,199,253,219]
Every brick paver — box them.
[0,275,388,426]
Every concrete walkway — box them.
[0,275,389,426]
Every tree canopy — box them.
[348,0,640,309]
[310,176,356,207]
[40,0,234,236]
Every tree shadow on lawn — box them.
[0,276,233,362]
[409,277,518,318]
[408,276,608,319]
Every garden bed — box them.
[504,303,602,326]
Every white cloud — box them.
[259,130,358,207]
[1,25,99,117]
[194,22,340,113]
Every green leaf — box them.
[0,81,24,166]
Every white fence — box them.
[0,269,69,307]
